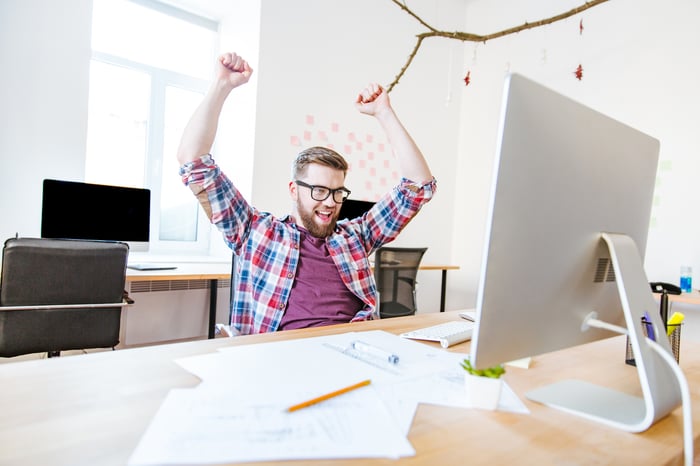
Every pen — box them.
[351,340,400,364]
[643,311,655,342]
[286,379,371,413]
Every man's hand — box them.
[176,52,253,165]
[354,82,432,185]
[217,52,253,89]
[355,83,390,116]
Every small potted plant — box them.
[460,359,505,410]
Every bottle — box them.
[680,265,693,293]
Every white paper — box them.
[128,384,413,465]
[130,330,528,465]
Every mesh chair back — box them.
[374,247,427,318]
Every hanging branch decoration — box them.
[387,0,610,92]
[575,18,585,81]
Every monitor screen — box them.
[41,179,151,252]
[469,74,679,432]
[338,199,375,222]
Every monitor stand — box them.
[526,232,682,432]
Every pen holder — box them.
[625,318,681,366]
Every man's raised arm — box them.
[355,83,432,185]
[176,52,253,166]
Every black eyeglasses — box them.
[295,180,351,204]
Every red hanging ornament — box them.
[579,19,584,35]
[463,70,471,86]
[573,64,583,80]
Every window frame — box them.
[87,0,219,255]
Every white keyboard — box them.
[127,263,178,271]
[400,320,474,348]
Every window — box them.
[86,0,218,254]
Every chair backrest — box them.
[374,247,427,318]
[0,237,129,357]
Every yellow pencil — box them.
[286,379,371,413]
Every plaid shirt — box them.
[180,154,436,334]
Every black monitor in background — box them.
[338,199,375,221]
[41,179,151,252]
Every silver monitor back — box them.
[469,74,679,432]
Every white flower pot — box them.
[464,373,503,410]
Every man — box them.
[177,52,435,335]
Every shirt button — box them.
[287,272,293,279]
[292,243,299,249]
[278,302,286,309]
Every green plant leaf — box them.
[460,359,505,378]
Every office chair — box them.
[0,237,129,357]
[374,247,427,318]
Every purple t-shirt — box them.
[279,227,364,330]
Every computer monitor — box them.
[469,73,680,432]
[41,179,151,252]
[338,199,375,222]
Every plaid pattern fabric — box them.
[181,154,436,334]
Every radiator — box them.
[121,279,231,347]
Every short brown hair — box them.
[292,146,348,180]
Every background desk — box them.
[126,262,231,339]
[372,263,459,312]
[0,311,698,465]
[418,264,459,312]
[669,290,700,306]
[126,262,458,341]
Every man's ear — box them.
[289,180,298,200]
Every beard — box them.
[296,198,338,238]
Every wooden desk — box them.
[668,290,700,306]
[0,311,697,465]
[126,262,231,339]
[125,262,231,282]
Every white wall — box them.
[450,0,700,308]
[0,0,93,243]
[248,0,467,311]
